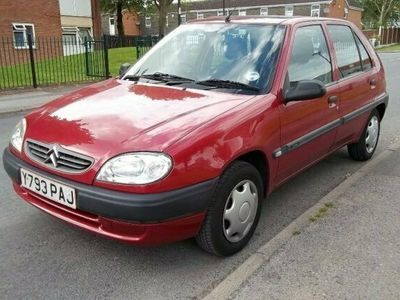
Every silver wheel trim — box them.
[223,180,259,243]
[365,115,379,154]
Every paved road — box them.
[0,53,399,299]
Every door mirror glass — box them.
[284,80,326,102]
[119,63,132,77]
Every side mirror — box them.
[119,63,132,77]
[284,80,326,103]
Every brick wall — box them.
[0,0,62,66]
[139,1,362,35]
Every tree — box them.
[150,0,174,37]
[361,0,400,27]
[101,0,144,36]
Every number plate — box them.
[20,168,76,209]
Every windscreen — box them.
[125,23,286,91]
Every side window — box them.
[355,35,372,71]
[288,25,332,86]
[327,25,362,78]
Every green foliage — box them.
[361,0,400,28]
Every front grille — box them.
[25,139,94,173]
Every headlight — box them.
[10,118,27,152]
[96,152,172,184]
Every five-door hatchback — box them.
[4,16,388,256]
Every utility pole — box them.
[178,0,181,25]
[223,0,226,15]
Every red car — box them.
[4,16,388,256]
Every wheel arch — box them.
[376,103,386,120]
[233,150,270,198]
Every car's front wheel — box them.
[348,109,381,161]
[196,161,263,256]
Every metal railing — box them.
[0,35,109,90]
[0,34,160,90]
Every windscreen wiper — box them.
[123,72,194,83]
[141,72,194,82]
[195,79,260,92]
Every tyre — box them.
[196,161,263,256]
[348,109,380,161]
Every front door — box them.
[276,24,340,183]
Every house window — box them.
[311,4,320,17]
[145,16,151,28]
[181,14,187,23]
[109,17,115,35]
[197,12,204,19]
[239,9,246,16]
[12,23,35,49]
[217,10,224,16]
[62,27,93,44]
[285,6,294,17]
[260,8,268,16]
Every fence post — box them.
[27,34,37,88]
[84,37,90,76]
[103,35,110,79]
[136,43,140,60]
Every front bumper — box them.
[3,148,217,245]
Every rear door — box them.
[326,24,380,146]
[275,23,341,184]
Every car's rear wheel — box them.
[348,109,380,161]
[196,161,263,256]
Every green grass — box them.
[108,47,138,76]
[0,47,138,90]
[309,202,335,223]
[376,44,400,52]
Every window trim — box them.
[260,7,268,16]
[145,16,151,28]
[12,23,36,49]
[62,26,93,44]
[311,4,320,17]
[180,14,187,23]
[197,12,204,19]
[239,9,247,16]
[285,6,294,17]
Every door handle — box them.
[328,95,338,109]
[370,78,377,89]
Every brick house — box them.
[0,0,102,65]
[141,0,363,36]
[102,10,141,36]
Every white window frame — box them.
[217,10,224,16]
[109,17,115,35]
[62,26,93,44]
[197,12,204,19]
[181,14,187,23]
[12,23,35,49]
[260,7,268,16]
[239,9,246,16]
[285,6,294,17]
[311,4,320,17]
[145,16,151,28]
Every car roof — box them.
[188,16,353,26]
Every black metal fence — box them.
[0,34,160,90]
[104,35,160,59]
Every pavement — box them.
[0,53,399,299]
[0,85,87,115]
[206,141,400,299]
